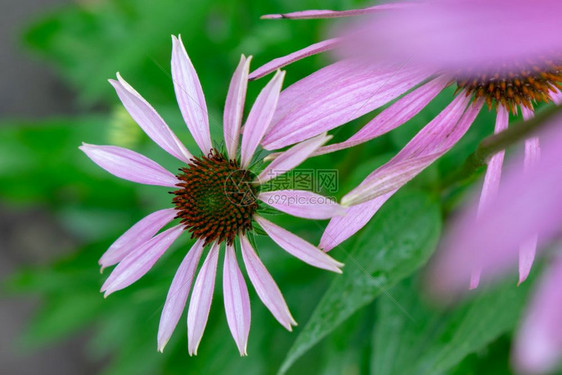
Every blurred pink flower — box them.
[251,1,562,286]
[80,36,343,356]
[431,121,562,373]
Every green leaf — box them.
[371,276,532,375]
[280,191,442,373]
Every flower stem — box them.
[443,104,562,189]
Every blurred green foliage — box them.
[1,0,538,374]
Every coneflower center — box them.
[172,149,258,245]
[455,61,562,112]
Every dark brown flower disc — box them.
[455,61,562,112]
[172,149,259,245]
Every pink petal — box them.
[240,70,285,167]
[313,77,449,156]
[518,132,541,285]
[261,3,411,20]
[100,208,177,270]
[342,94,480,206]
[257,133,330,184]
[343,0,562,73]
[171,35,212,154]
[259,190,345,220]
[470,106,509,289]
[223,244,251,356]
[551,88,562,105]
[322,94,482,251]
[101,225,184,297]
[518,237,537,286]
[254,215,343,273]
[320,194,391,251]
[224,55,252,160]
[187,243,219,356]
[430,123,562,295]
[157,239,205,352]
[80,144,179,187]
[514,254,562,374]
[477,106,509,212]
[341,153,440,206]
[262,61,430,150]
[239,235,296,330]
[109,74,192,163]
[249,38,340,80]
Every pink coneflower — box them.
[430,121,562,374]
[80,35,343,356]
[250,1,562,286]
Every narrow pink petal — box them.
[518,237,537,286]
[259,190,345,220]
[342,95,481,206]
[249,38,340,80]
[341,154,439,206]
[320,194,391,251]
[261,3,410,20]
[101,225,184,296]
[80,144,179,187]
[262,61,430,150]
[223,244,251,356]
[515,254,562,374]
[157,239,205,352]
[171,35,212,154]
[519,129,541,285]
[100,208,177,269]
[551,88,562,105]
[254,215,343,273]
[239,235,296,330]
[469,271,481,290]
[187,243,219,356]
[322,95,482,251]
[240,70,285,167]
[257,133,330,184]
[224,55,252,160]
[469,106,509,290]
[477,106,509,212]
[110,74,192,163]
[313,77,449,156]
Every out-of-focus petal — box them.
[515,254,562,374]
[470,106,509,289]
[240,70,285,167]
[249,39,340,80]
[223,244,251,356]
[171,35,212,154]
[259,190,345,220]
[262,60,430,150]
[254,215,343,273]
[101,225,184,297]
[257,133,330,184]
[343,0,562,73]
[187,243,219,356]
[320,195,391,251]
[80,144,179,187]
[100,208,177,270]
[313,77,449,156]
[239,235,296,330]
[430,122,562,295]
[157,239,205,352]
[110,74,192,163]
[261,3,410,20]
[224,55,252,160]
